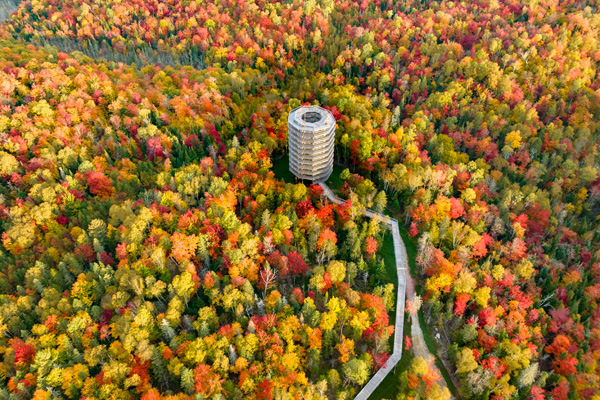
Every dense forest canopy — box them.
[0,0,598,399]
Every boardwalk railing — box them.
[317,182,407,400]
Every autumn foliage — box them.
[0,0,598,398]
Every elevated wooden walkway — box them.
[317,182,407,400]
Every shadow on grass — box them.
[272,154,296,184]
[326,163,346,193]
[272,155,345,188]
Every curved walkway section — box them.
[317,182,407,400]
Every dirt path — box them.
[405,272,453,397]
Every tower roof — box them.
[288,105,335,133]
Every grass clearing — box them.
[380,231,397,297]
[326,163,346,193]
[272,154,296,184]
[396,223,419,287]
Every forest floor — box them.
[271,154,296,184]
